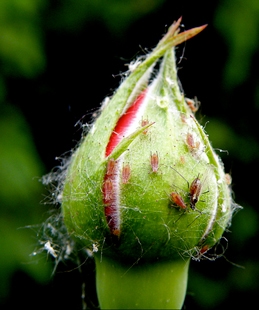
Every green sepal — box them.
[108,122,155,160]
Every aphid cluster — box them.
[102,158,120,236]
[169,167,203,214]
[103,159,132,236]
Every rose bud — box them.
[60,18,237,309]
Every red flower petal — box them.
[105,89,147,157]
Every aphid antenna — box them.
[174,212,186,224]
[170,182,185,194]
[222,255,245,269]
[186,212,202,228]
[163,189,171,200]
[169,165,190,188]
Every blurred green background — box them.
[1,0,258,309]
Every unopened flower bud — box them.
[61,19,234,266]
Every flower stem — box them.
[95,255,190,309]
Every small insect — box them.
[189,175,202,211]
[192,244,210,261]
[150,152,159,173]
[186,132,200,151]
[170,166,204,213]
[185,97,200,113]
[111,228,121,237]
[225,173,232,185]
[170,192,188,210]
[180,155,185,164]
[103,178,114,201]
[200,244,210,255]
[141,119,150,134]
[122,163,131,184]
[106,158,116,176]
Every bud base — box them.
[95,255,190,309]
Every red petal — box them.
[105,89,147,157]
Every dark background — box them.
[1,0,258,309]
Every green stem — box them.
[95,255,190,309]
